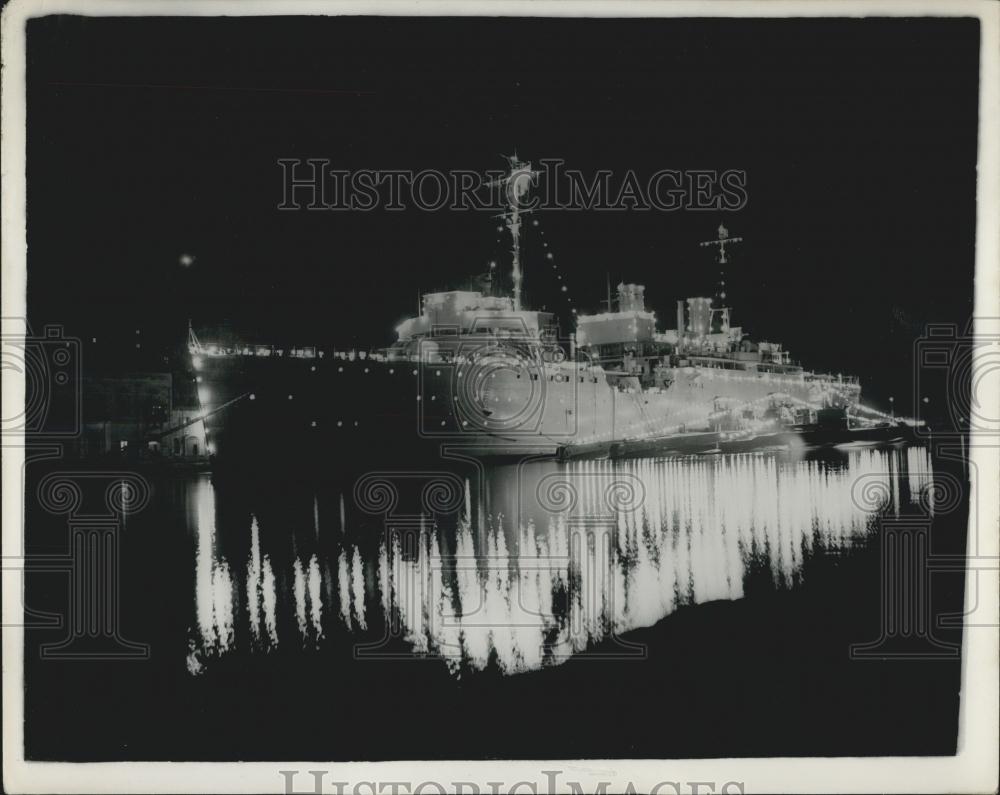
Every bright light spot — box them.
[179,253,195,267]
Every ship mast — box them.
[187,319,203,354]
[488,153,536,312]
[699,223,743,334]
[699,222,743,302]
[601,272,614,312]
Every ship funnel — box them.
[686,296,713,337]
[617,283,646,313]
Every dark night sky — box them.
[25,15,980,415]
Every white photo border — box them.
[2,1,997,793]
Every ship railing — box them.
[190,342,397,363]
[804,372,861,386]
[190,341,602,373]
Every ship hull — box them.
[193,352,859,472]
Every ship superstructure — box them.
[189,156,861,466]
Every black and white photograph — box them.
[2,1,998,793]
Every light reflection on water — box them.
[186,445,935,677]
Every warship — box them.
[189,156,862,467]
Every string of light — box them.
[529,216,577,320]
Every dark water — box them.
[24,443,967,760]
